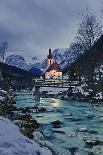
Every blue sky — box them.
[0,0,102,62]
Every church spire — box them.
[48,49,52,59]
[47,49,53,66]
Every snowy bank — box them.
[0,116,52,155]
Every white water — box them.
[16,93,103,155]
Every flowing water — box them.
[16,92,103,155]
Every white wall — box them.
[45,71,62,79]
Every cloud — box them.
[0,0,102,62]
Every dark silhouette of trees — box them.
[68,11,103,83]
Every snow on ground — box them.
[0,96,5,101]
[73,83,93,97]
[0,89,7,94]
[94,92,103,100]
[0,116,52,155]
[40,87,68,95]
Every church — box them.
[45,49,62,79]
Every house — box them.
[45,49,62,79]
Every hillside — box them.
[62,35,103,103]
[63,35,103,75]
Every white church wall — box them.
[45,71,62,79]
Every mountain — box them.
[37,48,76,71]
[5,47,76,72]
[5,54,29,70]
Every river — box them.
[16,92,103,155]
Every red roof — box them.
[45,62,62,72]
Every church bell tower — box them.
[47,49,53,66]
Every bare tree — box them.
[0,42,8,61]
[76,12,102,53]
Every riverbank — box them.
[0,88,57,155]
[0,116,52,155]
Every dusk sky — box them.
[0,0,102,62]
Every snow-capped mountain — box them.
[41,48,75,70]
[5,54,29,70]
[5,47,75,71]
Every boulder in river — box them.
[68,147,78,155]
[88,130,98,134]
[38,107,46,112]
[83,139,103,148]
[88,152,95,155]
[63,112,72,117]
[21,107,31,113]
[51,120,62,128]
[36,115,43,118]
[33,131,45,141]
[52,130,65,134]
[78,127,87,132]
[67,116,82,122]
[87,115,95,120]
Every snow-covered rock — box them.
[79,127,87,132]
[94,92,103,100]
[0,96,5,102]
[0,89,8,94]
[0,117,52,155]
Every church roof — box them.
[45,62,62,72]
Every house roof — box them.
[45,62,62,72]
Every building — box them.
[45,49,62,79]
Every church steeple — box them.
[48,49,52,59]
[47,49,53,66]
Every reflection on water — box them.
[16,93,103,155]
[51,99,60,108]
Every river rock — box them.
[79,127,87,132]
[36,115,43,118]
[33,131,45,141]
[88,152,95,155]
[84,139,103,148]
[63,112,72,117]
[68,147,78,155]
[21,107,31,113]
[52,130,65,134]
[51,120,62,128]
[88,130,98,134]
[87,115,95,120]
[38,107,46,112]
[67,116,82,122]
[99,117,103,122]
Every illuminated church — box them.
[45,49,62,79]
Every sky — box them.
[0,0,102,62]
